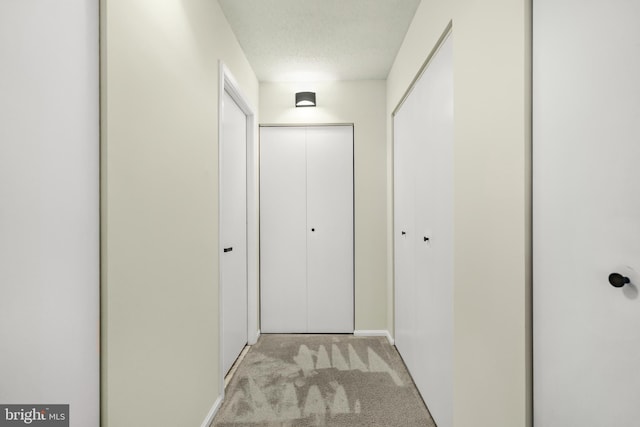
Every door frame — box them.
[217,62,258,398]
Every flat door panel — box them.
[0,3,99,424]
[260,127,308,332]
[221,91,248,375]
[534,1,640,425]
[411,36,453,427]
[306,126,354,333]
[394,89,418,370]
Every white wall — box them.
[0,1,99,426]
[100,0,259,425]
[260,80,388,331]
[387,1,532,426]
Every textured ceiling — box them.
[218,0,421,82]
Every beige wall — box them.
[260,81,388,330]
[100,1,258,426]
[386,1,532,426]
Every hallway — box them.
[7,1,639,426]
[211,335,434,426]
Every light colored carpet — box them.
[211,334,436,426]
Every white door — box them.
[0,2,99,425]
[306,126,354,333]
[533,1,640,425]
[394,35,454,427]
[260,127,308,333]
[260,126,354,333]
[221,90,248,376]
[394,75,418,372]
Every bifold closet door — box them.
[393,34,453,427]
[260,126,354,333]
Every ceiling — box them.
[217,0,422,82]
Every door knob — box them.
[311,228,315,232]
[401,231,406,236]
[608,272,630,288]
[223,247,233,253]
[423,236,430,242]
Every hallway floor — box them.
[211,334,435,426]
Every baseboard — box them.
[200,395,223,427]
[353,330,394,345]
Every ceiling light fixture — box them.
[295,92,316,107]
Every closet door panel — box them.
[306,126,354,333]
[411,35,454,427]
[393,97,418,368]
[393,35,454,427]
[260,127,308,333]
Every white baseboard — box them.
[353,330,394,345]
[200,395,223,427]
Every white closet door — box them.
[260,126,354,333]
[260,127,308,333]
[394,93,418,370]
[394,35,453,427]
[220,90,248,375]
[411,36,454,427]
[306,126,354,333]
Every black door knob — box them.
[311,228,315,232]
[608,273,630,288]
